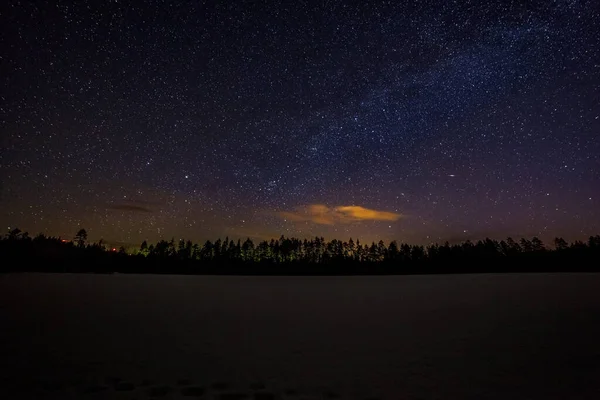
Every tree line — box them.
[1,227,599,275]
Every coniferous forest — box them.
[2,228,599,275]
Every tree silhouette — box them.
[74,228,88,247]
[588,235,600,249]
[7,228,22,240]
[140,240,149,256]
[505,237,522,254]
[388,240,399,262]
[520,238,533,253]
[1,227,599,274]
[242,238,254,261]
[531,237,545,252]
[554,237,568,251]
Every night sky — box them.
[2,0,599,247]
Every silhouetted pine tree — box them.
[2,228,599,274]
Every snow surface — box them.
[1,273,599,399]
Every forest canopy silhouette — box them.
[1,228,599,275]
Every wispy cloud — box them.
[278,204,401,225]
[108,204,154,213]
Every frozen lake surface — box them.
[1,273,599,399]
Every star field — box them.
[2,0,599,247]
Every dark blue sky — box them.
[2,0,599,246]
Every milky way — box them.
[2,0,599,247]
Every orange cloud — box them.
[335,205,400,221]
[278,204,401,225]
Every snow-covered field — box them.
[1,273,599,399]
